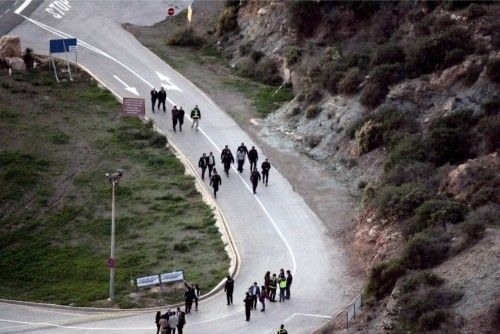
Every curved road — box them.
[1,1,358,333]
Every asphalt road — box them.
[1,1,359,333]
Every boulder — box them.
[5,57,27,72]
[0,35,22,61]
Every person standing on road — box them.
[261,158,271,186]
[171,106,180,132]
[250,169,261,194]
[277,324,288,334]
[194,284,200,311]
[198,153,208,180]
[158,87,167,112]
[207,152,216,178]
[210,169,222,198]
[221,145,231,161]
[249,282,260,310]
[279,275,287,303]
[224,275,234,305]
[178,107,185,132]
[248,146,258,172]
[159,314,170,334]
[176,307,186,334]
[236,147,246,173]
[221,149,234,177]
[183,282,195,314]
[155,311,162,334]
[286,270,293,300]
[269,273,277,302]
[244,292,253,321]
[191,105,201,131]
[168,311,178,334]
[264,271,271,298]
[259,286,266,312]
[151,88,158,112]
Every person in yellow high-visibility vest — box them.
[278,276,287,302]
[191,105,201,131]
[277,324,288,334]
[269,273,277,302]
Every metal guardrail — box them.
[333,292,363,329]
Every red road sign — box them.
[107,257,116,269]
[122,97,145,118]
[167,7,175,16]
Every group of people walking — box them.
[155,307,186,334]
[198,143,272,198]
[151,87,201,132]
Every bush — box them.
[486,57,500,83]
[444,49,465,68]
[287,0,323,37]
[417,310,454,331]
[465,3,487,19]
[173,242,188,252]
[360,82,388,108]
[482,97,499,116]
[338,67,363,94]
[304,88,322,104]
[237,57,282,85]
[366,259,406,300]
[305,105,320,119]
[322,70,345,95]
[374,108,419,143]
[167,30,205,48]
[384,162,435,186]
[285,47,303,66]
[250,50,264,63]
[461,220,486,242]
[466,204,500,227]
[239,43,252,56]
[374,182,430,219]
[407,199,468,235]
[304,135,322,148]
[355,120,383,154]
[368,63,405,86]
[406,26,472,78]
[402,229,452,269]
[463,61,484,86]
[217,5,239,36]
[347,117,366,139]
[371,43,405,66]
[386,135,427,170]
[400,271,444,294]
[477,114,500,154]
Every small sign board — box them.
[160,271,184,284]
[122,97,145,117]
[167,7,175,16]
[49,38,77,53]
[136,275,160,287]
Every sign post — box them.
[187,5,192,32]
[167,7,175,36]
[122,98,145,118]
[49,38,78,82]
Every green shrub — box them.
[304,135,322,148]
[386,135,427,170]
[477,114,500,154]
[375,108,419,143]
[384,162,435,186]
[465,3,487,19]
[173,242,188,252]
[366,259,406,300]
[287,0,323,37]
[338,67,363,94]
[400,271,444,295]
[50,130,70,145]
[463,61,484,86]
[285,47,303,66]
[217,5,239,36]
[407,199,468,235]
[375,182,430,219]
[250,50,264,63]
[427,127,470,165]
[371,43,405,66]
[347,117,366,139]
[304,88,322,104]
[305,105,320,119]
[482,97,499,116]
[461,220,486,242]
[322,70,345,95]
[402,229,452,269]
[486,57,500,83]
[360,83,388,108]
[355,120,383,154]
[166,30,205,48]
[239,42,252,56]
[444,49,465,68]
[237,57,282,85]
[369,63,405,86]
[417,310,454,331]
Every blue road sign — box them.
[49,38,77,53]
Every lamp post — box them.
[106,169,123,301]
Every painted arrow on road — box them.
[113,75,139,96]
[156,71,183,92]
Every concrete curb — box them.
[0,63,240,313]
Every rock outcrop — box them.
[5,57,27,72]
[0,35,22,61]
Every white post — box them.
[109,182,116,301]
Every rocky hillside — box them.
[208,1,499,332]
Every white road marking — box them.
[156,71,183,92]
[113,75,139,96]
[14,0,32,14]
[0,319,150,331]
[262,313,332,334]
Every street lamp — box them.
[105,169,123,301]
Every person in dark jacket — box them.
[178,107,185,132]
[261,158,271,186]
[250,170,261,194]
[259,286,266,312]
[198,153,208,180]
[269,273,277,302]
[238,142,248,156]
[191,105,201,131]
[171,106,180,132]
[236,147,246,173]
[151,88,158,112]
[158,87,167,112]
[155,311,162,334]
[183,282,195,314]
[244,292,253,321]
[221,150,234,177]
[264,271,271,298]
[224,275,234,305]
[176,307,186,334]
[207,152,216,178]
[249,282,260,310]
[210,169,222,198]
[221,145,231,161]
[248,146,258,172]
[286,270,293,299]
